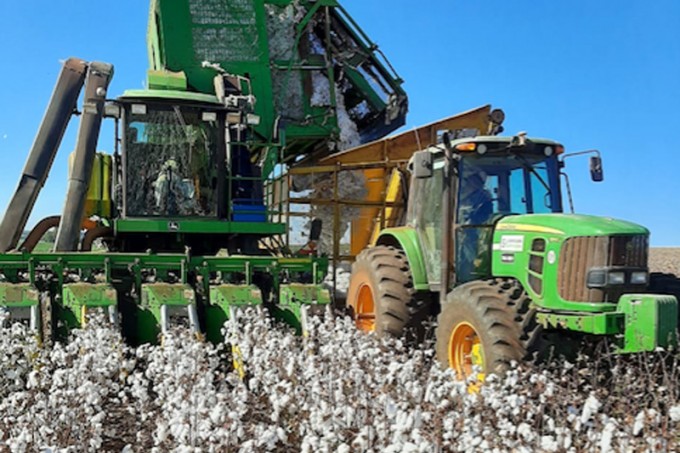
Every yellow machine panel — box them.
[68,152,112,218]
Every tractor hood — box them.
[495,214,649,238]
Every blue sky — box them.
[0,1,678,245]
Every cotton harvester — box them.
[0,0,407,344]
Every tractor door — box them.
[455,163,501,283]
[409,164,445,286]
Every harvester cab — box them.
[347,133,678,380]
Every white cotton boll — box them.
[600,422,616,452]
[633,410,646,436]
[669,405,680,423]
[540,435,558,452]
[517,423,536,442]
[310,72,331,107]
[89,435,103,450]
[580,394,602,425]
[155,421,168,443]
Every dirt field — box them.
[649,248,680,275]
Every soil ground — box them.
[649,247,680,275]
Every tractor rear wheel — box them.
[346,245,431,342]
[435,278,541,379]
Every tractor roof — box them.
[449,135,562,148]
[419,135,563,159]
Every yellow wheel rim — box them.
[449,322,486,383]
[355,284,376,332]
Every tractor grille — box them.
[558,235,648,302]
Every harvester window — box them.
[123,104,220,218]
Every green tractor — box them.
[347,134,678,379]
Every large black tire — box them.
[347,245,431,343]
[649,273,680,300]
[435,278,541,378]
[649,272,680,323]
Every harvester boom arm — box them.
[0,58,88,252]
[54,62,114,252]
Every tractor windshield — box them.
[123,103,221,217]
[457,153,562,226]
[456,152,561,282]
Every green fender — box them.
[375,227,430,291]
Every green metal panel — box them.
[274,283,330,333]
[61,283,117,330]
[0,283,39,308]
[120,89,220,104]
[617,294,678,353]
[139,283,195,343]
[376,226,430,292]
[496,214,649,238]
[206,284,263,342]
[146,71,188,91]
[535,312,624,335]
[0,251,325,284]
[0,283,40,326]
[536,294,678,353]
[115,218,286,235]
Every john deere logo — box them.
[168,221,180,232]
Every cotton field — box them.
[1,309,679,452]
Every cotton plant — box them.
[1,310,680,452]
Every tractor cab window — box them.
[458,153,560,223]
[456,152,560,282]
[123,103,221,217]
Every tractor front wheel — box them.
[347,245,431,342]
[435,278,540,379]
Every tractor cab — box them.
[408,135,564,285]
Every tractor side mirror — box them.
[309,218,323,242]
[590,156,604,182]
[412,150,433,179]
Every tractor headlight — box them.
[608,272,626,285]
[587,269,607,288]
[630,271,648,285]
[587,268,647,288]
